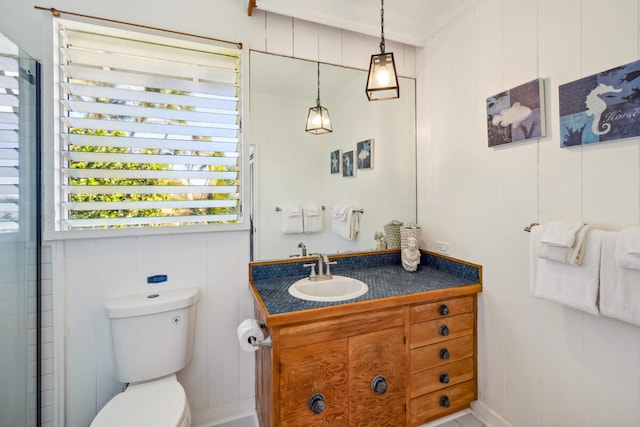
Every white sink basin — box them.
[288,275,369,302]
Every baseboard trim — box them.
[470,401,514,427]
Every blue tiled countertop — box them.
[250,251,482,317]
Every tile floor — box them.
[437,412,486,427]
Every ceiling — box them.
[252,0,474,46]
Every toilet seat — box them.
[91,376,189,427]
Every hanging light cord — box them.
[316,62,321,107]
[379,0,386,54]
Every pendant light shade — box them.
[306,63,332,135]
[366,0,399,101]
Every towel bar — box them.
[523,222,539,232]
[276,206,326,212]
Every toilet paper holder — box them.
[249,322,272,348]
[249,335,272,348]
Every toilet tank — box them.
[106,288,200,383]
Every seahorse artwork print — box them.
[585,83,622,135]
[486,79,546,147]
[559,59,640,147]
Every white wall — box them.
[418,0,640,426]
[0,1,417,426]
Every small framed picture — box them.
[330,149,341,174]
[356,139,374,169]
[342,150,355,177]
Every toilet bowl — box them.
[91,288,200,427]
[91,375,190,427]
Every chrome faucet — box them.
[305,253,337,281]
[297,242,307,256]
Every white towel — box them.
[616,227,640,270]
[538,225,591,265]
[303,205,323,233]
[530,225,602,315]
[331,206,359,240]
[601,231,640,326]
[280,207,303,234]
[540,220,585,247]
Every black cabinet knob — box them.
[439,348,450,360]
[438,304,449,315]
[370,375,388,394]
[439,396,451,408]
[438,325,450,336]
[439,372,450,384]
[308,393,325,414]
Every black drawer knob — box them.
[439,396,451,408]
[308,393,325,414]
[439,348,450,360]
[438,304,449,315]
[439,372,450,384]
[370,375,388,394]
[438,325,450,336]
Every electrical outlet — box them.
[435,241,449,254]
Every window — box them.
[55,20,242,231]
[0,43,20,233]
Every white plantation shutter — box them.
[0,54,19,232]
[56,21,242,230]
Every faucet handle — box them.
[325,260,337,276]
[303,263,317,277]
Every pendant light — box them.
[305,62,333,135]
[366,0,399,101]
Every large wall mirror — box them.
[249,51,416,261]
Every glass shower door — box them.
[0,33,41,427]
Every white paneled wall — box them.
[0,1,418,427]
[418,1,640,427]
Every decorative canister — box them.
[384,220,404,249]
[400,224,422,272]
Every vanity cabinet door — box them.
[348,327,406,427]
[279,338,349,427]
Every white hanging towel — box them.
[615,227,640,270]
[280,207,303,234]
[529,225,602,316]
[538,224,591,265]
[540,220,585,247]
[303,205,323,233]
[331,206,359,240]
[601,231,640,326]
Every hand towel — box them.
[331,206,360,240]
[615,227,640,270]
[280,207,303,234]
[601,231,640,326]
[540,220,585,247]
[530,225,602,315]
[538,224,591,265]
[303,205,323,233]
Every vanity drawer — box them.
[409,357,474,398]
[409,380,475,425]
[410,296,473,323]
[410,312,474,349]
[410,335,473,373]
[279,307,404,350]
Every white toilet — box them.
[91,287,200,427]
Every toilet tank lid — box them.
[106,288,200,319]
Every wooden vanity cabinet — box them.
[255,293,478,427]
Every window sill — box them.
[42,221,250,242]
